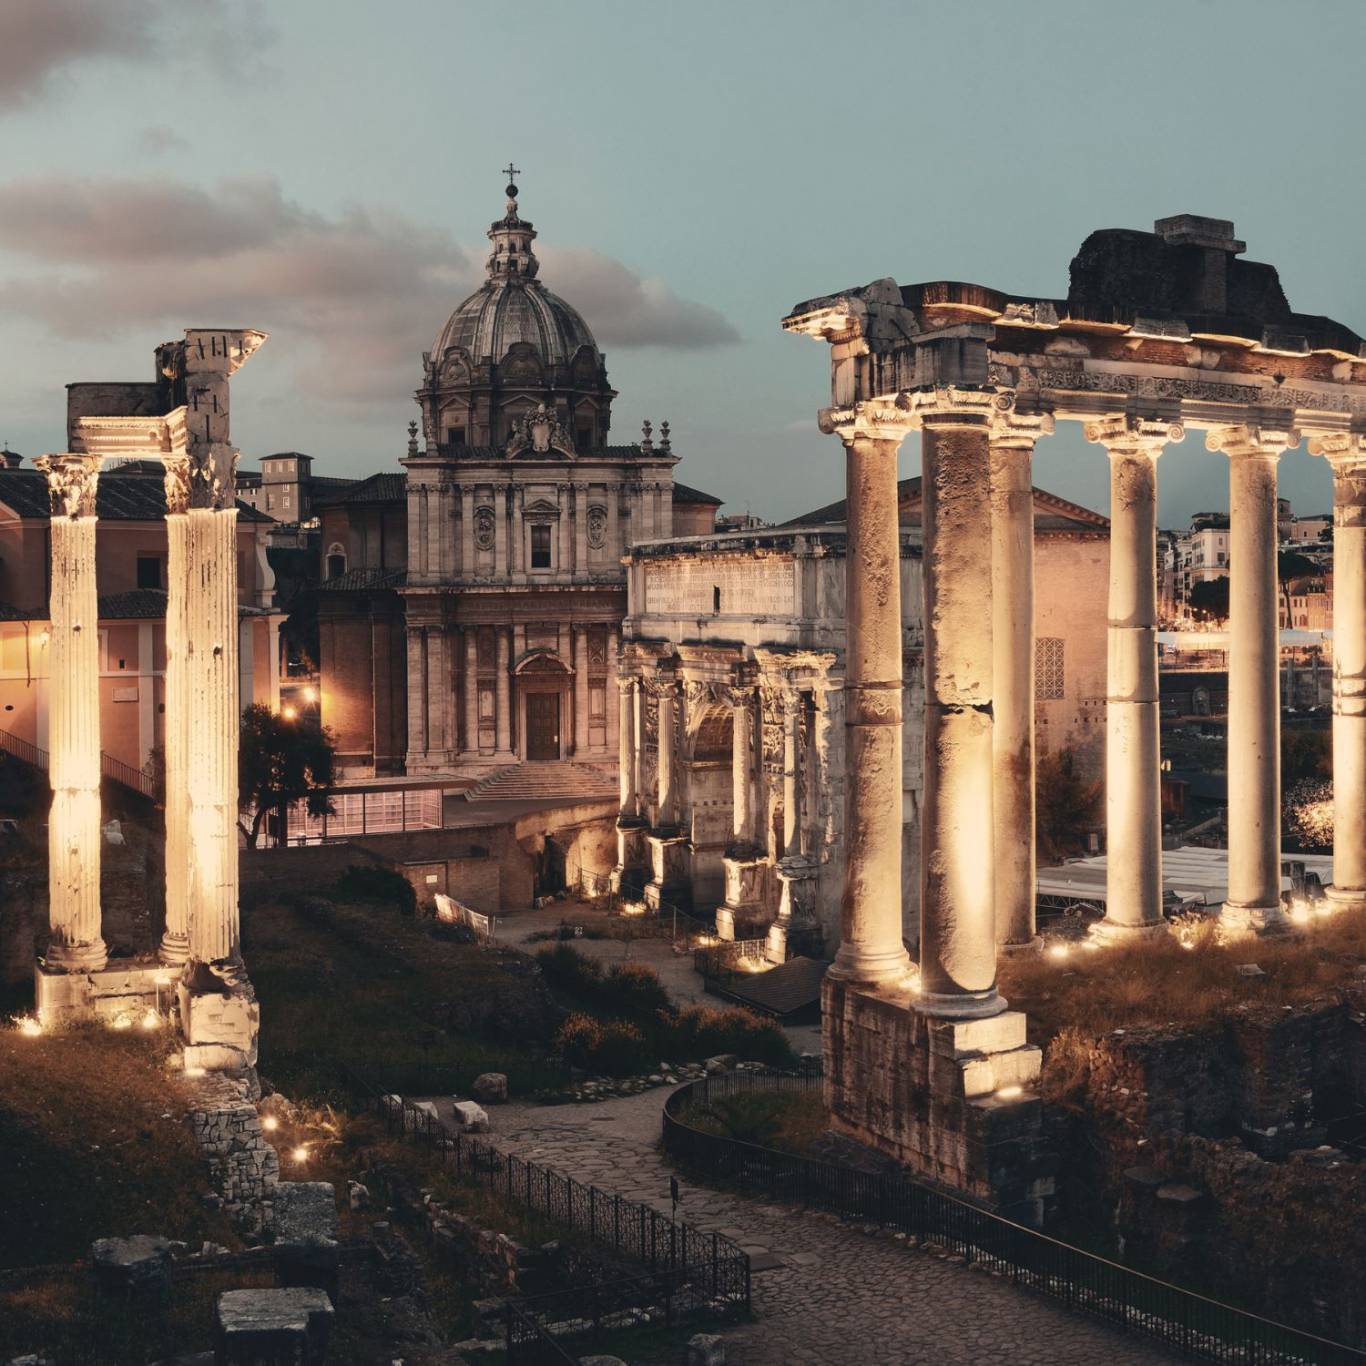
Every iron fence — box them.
[694,937,768,981]
[664,1068,1366,1366]
[373,1092,750,1313]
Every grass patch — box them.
[245,898,566,1103]
[0,1025,240,1269]
[1000,912,1366,1042]
[684,1088,829,1156]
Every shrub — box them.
[555,1013,603,1068]
[604,962,672,1021]
[334,864,417,916]
[671,1005,795,1067]
[590,1021,651,1077]
[536,944,603,999]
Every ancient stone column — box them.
[990,413,1053,948]
[781,689,801,859]
[160,455,191,965]
[1309,434,1366,911]
[1087,415,1184,941]
[632,677,645,815]
[463,627,479,753]
[1209,423,1299,932]
[617,677,637,811]
[654,677,677,828]
[495,627,512,757]
[824,413,914,984]
[36,453,107,972]
[730,684,755,847]
[183,445,247,973]
[574,626,590,754]
[905,387,1008,1016]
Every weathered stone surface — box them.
[274,1183,337,1246]
[215,1287,333,1365]
[688,1332,726,1365]
[453,1100,489,1131]
[89,1235,177,1297]
[472,1071,508,1104]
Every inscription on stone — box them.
[645,558,794,617]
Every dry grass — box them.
[686,1089,830,1156]
[0,1023,240,1268]
[1000,911,1366,1042]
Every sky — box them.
[1,0,1363,526]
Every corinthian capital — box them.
[991,408,1055,449]
[1205,422,1299,460]
[817,400,916,447]
[1084,413,1184,455]
[35,453,100,520]
[163,452,192,516]
[187,443,241,511]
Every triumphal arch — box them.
[785,216,1366,1213]
[35,328,267,1075]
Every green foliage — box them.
[1035,747,1101,861]
[672,1004,796,1067]
[334,862,418,916]
[689,1089,828,1153]
[605,961,673,1019]
[537,942,605,997]
[1282,726,1330,787]
[238,702,336,848]
[1188,575,1230,623]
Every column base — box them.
[1088,918,1170,947]
[916,986,1009,1020]
[159,931,191,968]
[178,963,260,1072]
[827,942,913,987]
[1219,900,1288,935]
[35,956,169,1027]
[713,907,736,941]
[644,832,689,912]
[43,938,109,974]
[765,921,788,964]
[1324,884,1366,914]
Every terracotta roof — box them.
[0,468,270,522]
[313,472,405,507]
[786,476,1108,534]
[672,481,723,507]
[98,589,168,619]
[316,567,407,593]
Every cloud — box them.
[0,175,739,407]
[0,0,271,112]
[136,124,190,156]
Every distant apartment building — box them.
[236,452,357,527]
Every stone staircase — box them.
[463,760,616,804]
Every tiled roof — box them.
[313,472,405,507]
[672,481,723,506]
[98,589,168,620]
[786,476,1109,534]
[0,468,270,522]
[316,567,407,593]
[0,601,29,621]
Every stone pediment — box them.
[525,498,560,515]
[515,649,571,675]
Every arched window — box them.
[326,543,347,580]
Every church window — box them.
[530,523,552,569]
[447,426,466,445]
[326,544,347,580]
[576,422,593,449]
[1035,637,1065,701]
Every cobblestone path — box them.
[468,1089,1179,1366]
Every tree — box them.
[1188,575,1230,624]
[238,703,336,849]
[1035,747,1102,861]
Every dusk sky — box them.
[2,0,1363,525]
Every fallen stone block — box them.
[452,1100,489,1131]
[215,1287,333,1365]
[274,1182,340,1298]
[472,1072,508,1104]
[703,1054,737,1074]
[90,1234,178,1299]
[688,1333,726,1365]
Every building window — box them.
[1035,637,1065,701]
[326,544,347,580]
[576,422,593,449]
[447,426,466,445]
[136,555,162,589]
[530,523,552,569]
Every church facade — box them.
[316,180,719,777]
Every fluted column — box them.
[729,683,755,848]
[1309,434,1366,911]
[632,676,645,816]
[654,677,677,828]
[463,627,479,753]
[617,677,637,811]
[782,688,801,859]
[36,454,107,972]
[904,387,1008,1017]
[824,411,915,984]
[990,412,1053,948]
[1087,415,1184,941]
[1209,422,1299,932]
[160,455,191,965]
[574,625,590,754]
[495,627,512,757]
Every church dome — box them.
[430,181,601,369]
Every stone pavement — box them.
[430,1088,1179,1365]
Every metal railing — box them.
[663,1069,1366,1366]
[0,725,161,801]
[372,1091,750,1313]
[694,937,768,980]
